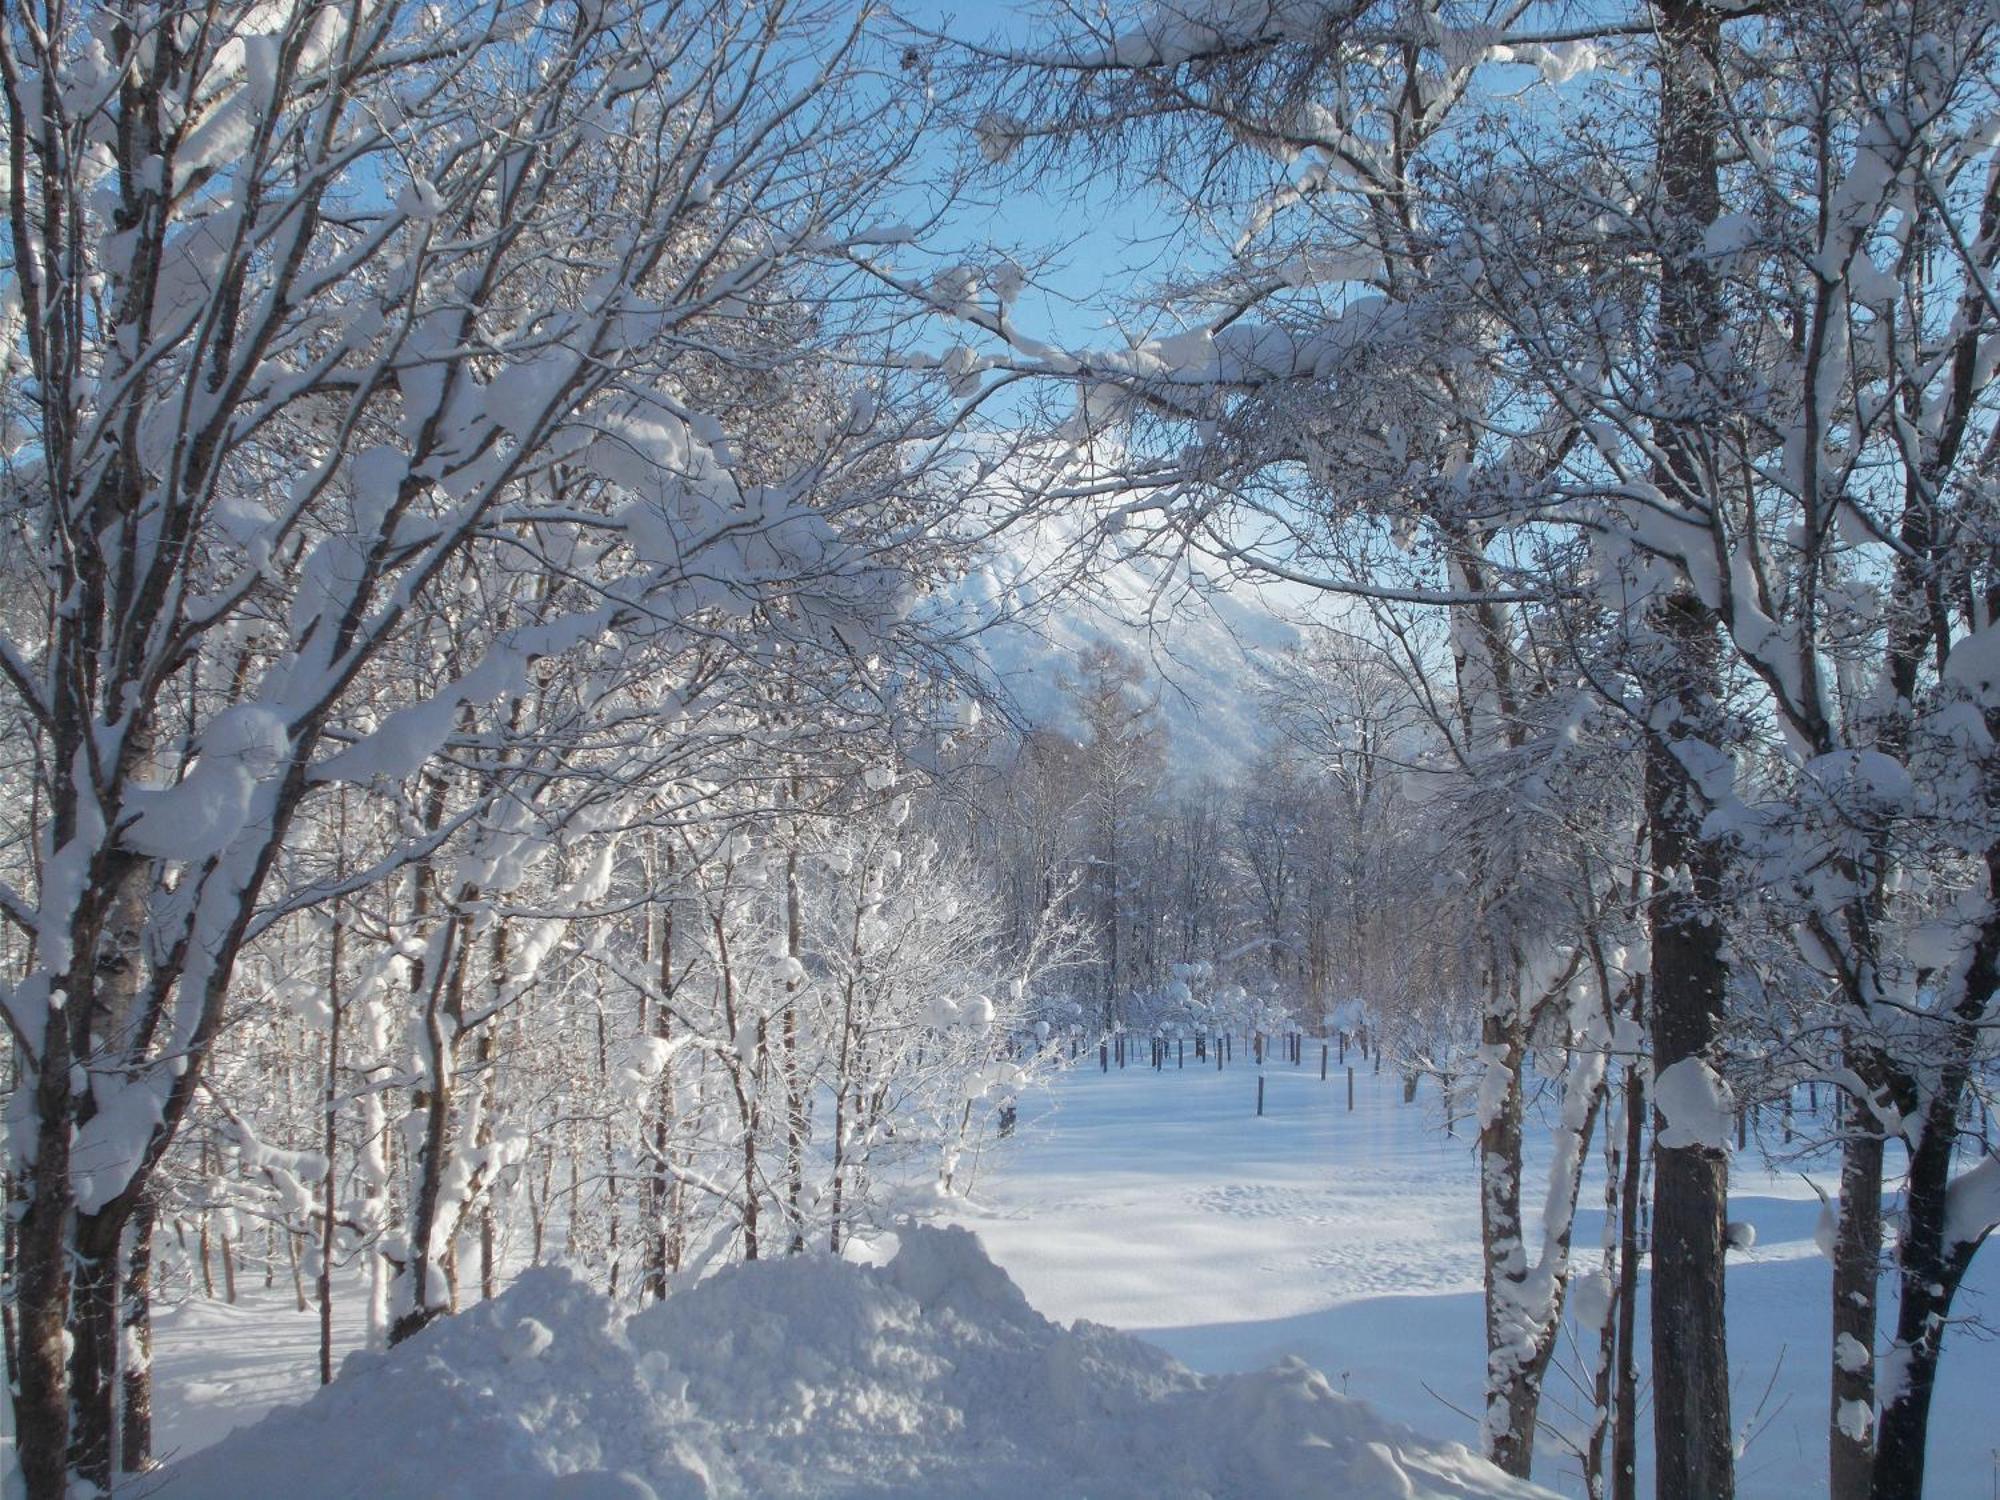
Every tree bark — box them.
[1830,1070,1884,1500]
[392,905,472,1345]
[66,1209,124,1493]
[1870,1231,1981,1500]
[713,909,759,1262]
[1645,677,1734,1500]
[1871,850,2000,1498]
[321,905,345,1385]
[12,1066,75,1500]
[1477,989,1534,1477]
[120,1196,156,1475]
[784,843,807,1256]
[644,857,680,1301]
[596,1003,620,1299]
[1613,1058,1645,1500]
[1645,4,1734,1495]
[1585,1066,1628,1500]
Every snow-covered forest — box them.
[2,0,1999,1496]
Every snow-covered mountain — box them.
[942,503,1305,778]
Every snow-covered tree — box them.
[920,0,2000,1489]
[0,0,960,1488]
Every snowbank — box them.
[158,1227,1554,1500]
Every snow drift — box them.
[157,1226,1554,1500]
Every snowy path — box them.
[945,1056,2000,1500]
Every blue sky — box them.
[894,0,1232,354]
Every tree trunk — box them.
[742,1029,762,1263]
[1645,732,1734,1500]
[120,1197,157,1475]
[714,910,759,1262]
[1646,3,1734,1494]
[11,1107,73,1500]
[3,1164,15,1414]
[1644,594,1734,1499]
[392,908,471,1345]
[645,880,678,1301]
[1613,1058,1645,1500]
[830,1082,850,1256]
[1586,1075,1626,1500]
[784,845,808,1256]
[1645,723,1734,1500]
[1830,1069,1885,1500]
[597,1004,620,1299]
[648,1047,678,1296]
[198,1200,215,1300]
[1478,993,1535,1477]
[1870,1234,1980,1500]
[1872,861,2000,1499]
[478,923,506,1305]
[1481,956,1604,1480]
[67,1209,126,1494]
[321,908,344,1384]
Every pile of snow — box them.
[162,1226,1554,1500]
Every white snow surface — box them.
[122,1064,2000,1500]
[1652,1057,1736,1152]
[937,1064,1997,1498]
[159,1224,1551,1500]
[1944,1152,2000,1252]
[1835,1398,1872,1443]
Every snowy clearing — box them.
[942,1062,1999,1500]
[130,1056,1998,1499]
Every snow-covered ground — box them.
[153,1223,1550,1500]
[145,1275,370,1471]
[126,1050,1997,1497]
[944,1057,2000,1500]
